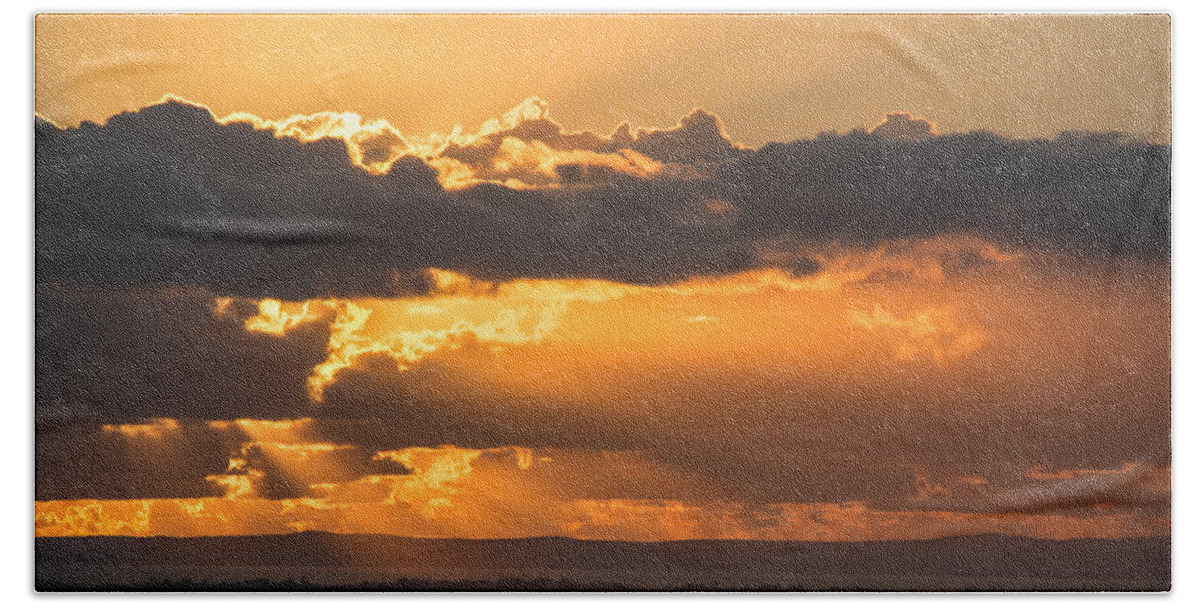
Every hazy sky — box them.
[36,13,1171,145]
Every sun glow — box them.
[230,236,1017,401]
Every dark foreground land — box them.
[36,533,1170,592]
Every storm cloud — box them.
[36,99,1169,300]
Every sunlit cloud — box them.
[243,299,327,336]
[147,94,734,190]
[369,445,532,518]
[37,412,1171,541]
[36,500,152,537]
[206,471,261,501]
[101,418,182,439]
[848,305,986,362]
[228,236,1017,400]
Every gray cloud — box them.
[36,100,1169,299]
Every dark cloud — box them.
[869,112,937,142]
[625,109,746,164]
[154,216,368,246]
[34,284,329,429]
[892,463,1170,516]
[35,419,234,500]
[36,100,1169,299]
[300,326,1169,506]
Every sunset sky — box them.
[34,13,1170,543]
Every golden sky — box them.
[34,13,1172,546]
[35,240,1171,539]
[36,13,1171,145]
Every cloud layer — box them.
[34,98,1171,541]
[36,98,1169,299]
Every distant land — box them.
[36,533,1170,592]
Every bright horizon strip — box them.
[35,438,1169,540]
[34,495,1170,541]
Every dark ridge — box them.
[35,532,1170,592]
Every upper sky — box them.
[35,13,1171,145]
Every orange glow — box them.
[205,472,260,501]
[36,500,152,537]
[216,418,315,439]
[848,305,986,362]
[34,494,1169,541]
[101,418,181,439]
[370,446,534,518]
[33,14,1172,551]
[35,15,1171,146]
[262,271,644,401]
[212,296,234,316]
[37,415,1172,541]
[252,442,353,456]
[229,236,1020,401]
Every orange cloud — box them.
[848,305,986,362]
[1027,462,1153,481]
[243,299,327,336]
[370,446,511,517]
[101,418,181,439]
[215,102,416,175]
[35,494,1169,541]
[869,112,939,142]
[476,136,665,189]
[206,472,261,500]
[239,271,643,401]
[35,430,1171,541]
[36,500,152,537]
[226,236,1018,401]
[208,417,315,441]
[910,472,954,502]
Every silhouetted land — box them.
[36,533,1169,592]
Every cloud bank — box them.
[36,98,1169,299]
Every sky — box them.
[36,13,1171,145]
[33,13,1170,544]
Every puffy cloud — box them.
[624,108,746,164]
[870,112,938,142]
